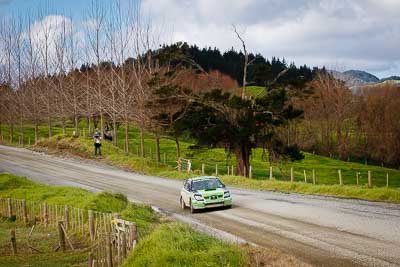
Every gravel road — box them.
[0,145,399,266]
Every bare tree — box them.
[86,0,107,137]
[233,25,256,99]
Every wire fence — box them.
[0,197,137,267]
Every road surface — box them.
[0,145,399,266]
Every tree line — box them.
[292,76,400,168]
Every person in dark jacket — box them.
[94,128,102,156]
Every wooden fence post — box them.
[22,200,27,223]
[231,165,234,176]
[106,234,113,267]
[227,166,230,176]
[88,210,95,241]
[88,252,93,267]
[43,203,48,227]
[386,173,389,188]
[31,202,36,225]
[201,164,205,174]
[368,171,372,188]
[58,221,66,252]
[10,229,17,255]
[269,166,273,180]
[338,170,343,186]
[129,222,137,248]
[215,164,218,176]
[303,170,307,183]
[7,198,13,219]
[290,167,294,182]
[356,172,359,185]
[64,206,69,230]
[249,166,252,179]
[312,169,316,185]
[121,232,127,259]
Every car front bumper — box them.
[192,197,232,209]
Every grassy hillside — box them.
[2,122,399,188]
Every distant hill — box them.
[380,76,400,82]
[343,70,380,83]
[330,70,380,88]
[329,70,400,92]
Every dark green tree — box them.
[176,88,304,176]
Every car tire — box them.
[190,200,196,214]
[180,196,186,210]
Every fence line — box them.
[0,197,137,267]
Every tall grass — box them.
[122,222,249,267]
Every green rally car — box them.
[180,176,232,213]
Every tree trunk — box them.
[20,121,24,145]
[61,117,66,135]
[154,132,160,162]
[34,122,38,145]
[100,113,104,139]
[124,119,129,153]
[112,119,117,146]
[234,143,250,177]
[175,135,181,158]
[88,116,92,136]
[74,115,79,136]
[9,123,13,143]
[47,116,52,138]
[140,126,145,157]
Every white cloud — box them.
[142,0,400,78]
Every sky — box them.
[0,0,399,78]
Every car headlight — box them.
[194,194,204,201]
[224,191,231,198]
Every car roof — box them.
[189,176,219,181]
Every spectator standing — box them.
[94,128,102,156]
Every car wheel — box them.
[190,200,196,214]
[180,196,186,210]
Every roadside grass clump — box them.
[121,203,160,237]
[122,222,250,267]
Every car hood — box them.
[195,188,225,196]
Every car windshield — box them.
[192,178,224,191]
